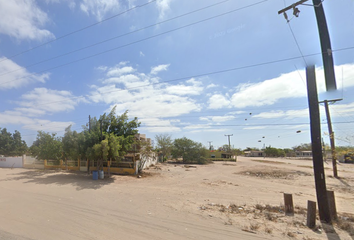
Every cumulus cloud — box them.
[0,110,74,132]
[156,0,172,19]
[0,57,49,90]
[208,64,354,109]
[80,0,121,21]
[151,64,170,75]
[89,62,203,133]
[200,115,236,122]
[0,0,54,41]
[208,94,230,109]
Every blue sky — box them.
[0,0,354,150]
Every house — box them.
[206,150,235,159]
[295,151,312,158]
[244,151,265,157]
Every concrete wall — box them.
[141,153,158,169]
[0,156,23,168]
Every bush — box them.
[172,137,208,164]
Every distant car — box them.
[344,153,354,163]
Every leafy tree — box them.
[62,125,81,168]
[155,133,173,162]
[293,143,312,151]
[264,147,285,157]
[172,137,207,164]
[0,128,27,156]
[30,131,62,160]
[100,107,140,157]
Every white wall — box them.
[0,157,23,168]
[142,153,158,169]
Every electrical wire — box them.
[0,0,269,86]
[0,0,230,78]
[0,0,158,64]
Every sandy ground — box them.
[1,156,354,240]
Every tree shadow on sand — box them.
[1,169,115,191]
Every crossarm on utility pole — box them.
[278,0,309,14]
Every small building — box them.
[295,151,312,158]
[206,150,234,159]
[244,151,265,157]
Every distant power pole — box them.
[278,0,337,91]
[319,99,342,178]
[306,65,331,223]
[225,134,233,151]
[89,115,91,133]
[207,141,213,150]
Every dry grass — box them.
[240,169,311,179]
[264,227,273,234]
[250,222,261,231]
[286,231,296,238]
[251,160,286,164]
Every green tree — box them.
[0,128,27,156]
[172,137,207,164]
[30,131,62,160]
[264,147,285,157]
[155,133,173,162]
[293,143,312,151]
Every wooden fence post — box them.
[307,200,317,228]
[327,191,337,220]
[284,193,294,215]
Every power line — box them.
[0,0,230,78]
[0,0,268,86]
[3,47,353,111]
[0,0,157,64]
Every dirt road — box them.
[1,157,354,239]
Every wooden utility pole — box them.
[87,115,91,174]
[278,0,337,91]
[319,99,342,178]
[225,134,233,152]
[306,65,331,223]
[312,0,336,91]
[89,115,91,133]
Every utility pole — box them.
[89,115,91,133]
[319,99,342,178]
[207,141,213,150]
[306,65,331,223]
[278,0,337,91]
[312,0,336,91]
[225,134,233,152]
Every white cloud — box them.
[80,0,121,21]
[0,0,54,41]
[139,117,181,133]
[226,64,354,109]
[206,83,218,89]
[0,57,49,90]
[206,64,354,110]
[156,0,172,19]
[0,110,74,132]
[200,115,236,122]
[107,66,136,77]
[151,64,170,75]
[252,109,309,119]
[208,94,230,109]
[165,78,203,96]
[89,62,202,133]
[16,88,82,116]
